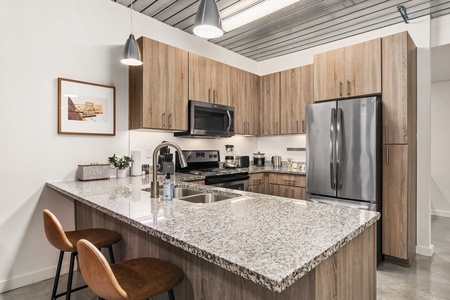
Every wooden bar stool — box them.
[77,239,184,300]
[43,209,122,300]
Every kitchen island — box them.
[47,176,379,300]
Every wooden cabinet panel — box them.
[280,65,313,134]
[129,37,188,131]
[314,39,381,102]
[187,180,205,185]
[382,145,408,260]
[314,48,344,102]
[382,32,416,144]
[248,173,265,194]
[231,69,260,135]
[249,184,265,194]
[189,53,230,105]
[345,39,381,98]
[268,173,306,187]
[260,73,280,135]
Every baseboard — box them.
[416,244,435,257]
[431,209,450,218]
[0,262,70,294]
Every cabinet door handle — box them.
[247,122,250,134]
[386,146,390,165]
[208,88,211,102]
[162,112,166,128]
[284,179,296,185]
[347,80,350,96]
[276,122,279,134]
[302,120,305,133]
[291,189,294,198]
[243,121,246,134]
[213,89,216,103]
[297,120,299,133]
[385,125,389,143]
[284,189,287,197]
[168,113,172,129]
[339,81,343,96]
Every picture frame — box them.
[58,78,116,136]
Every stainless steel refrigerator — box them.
[306,96,381,211]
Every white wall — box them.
[430,81,450,217]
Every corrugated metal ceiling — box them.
[112,0,450,61]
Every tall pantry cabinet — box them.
[381,32,417,266]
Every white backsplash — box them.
[130,131,307,165]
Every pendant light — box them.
[121,0,142,66]
[193,0,223,39]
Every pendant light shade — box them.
[121,0,142,66]
[121,34,142,66]
[193,0,223,39]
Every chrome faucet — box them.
[151,141,187,198]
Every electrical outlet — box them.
[146,149,152,159]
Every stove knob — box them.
[214,154,217,158]
[209,154,213,158]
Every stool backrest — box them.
[43,209,74,252]
[77,239,127,300]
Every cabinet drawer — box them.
[249,173,265,186]
[268,173,306,187]
[268,184,306,200]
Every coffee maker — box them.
[224,145,237,168]
[157,142,174,174]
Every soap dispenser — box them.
[163,173,174,201]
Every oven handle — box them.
[205,175,250,185]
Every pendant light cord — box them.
[130,0,133,33]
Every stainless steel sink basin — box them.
[173,188,203,198]
[179,193,232,203]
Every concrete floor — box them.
[1,216,449,300]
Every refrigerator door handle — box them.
[330,108,336,190]
[336,107,343,190]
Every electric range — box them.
[175,150,249,191]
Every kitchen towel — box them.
[131,150,142,176]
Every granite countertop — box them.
[46,176,379,293]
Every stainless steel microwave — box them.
[174,100,234,138]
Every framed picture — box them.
[58,78,116,136]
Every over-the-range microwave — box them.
[174,100,235,138]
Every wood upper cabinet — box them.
[382,32,417,144]
[314,39,381,102]
[231,68,260,135]
[280,65,313,134]
[260,72,281,135]
[129,37,188,131]
[189,53,230,105]
[382,145,409,260]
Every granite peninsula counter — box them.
[47,176,379,300]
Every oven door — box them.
[206,175,249,191]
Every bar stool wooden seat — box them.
[77,239,184,300]
[43,209,122,300]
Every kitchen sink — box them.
[178,193,232,203]
[173,188,203,198]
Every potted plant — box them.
[108,154,134,178]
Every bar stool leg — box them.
[168,289,175,300]
[51,251,64,300]
[65,252,77,300]
[107,245,115,264]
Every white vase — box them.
[116,169,127,178]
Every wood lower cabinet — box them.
[186,180,205,185]
[129,37,188,131]
[231,68,260,135]
[260,73,281,135]
[189,53,230,106]
[267,173,306,200]
[248,173,265,194]
[280,65,313,134]
[314,39,381,102]
[382,145,416,263]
